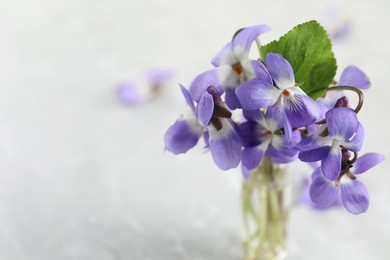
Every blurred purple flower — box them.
[117,81,145,105]
[320,7,351,41]
[116,68,175,106]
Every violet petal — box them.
[265,53,295,89]
[353,153,385,175]
[235,79,280,110]
[209,119,242,170]
[164,118,202,154]
[339,65,371,89]
[340,179,369,215]
[325,107,359,140]
[197,92,214,127]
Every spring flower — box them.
[189,24,272,109]
[309,153,384,214]
[240,106,300,171]
[320,7,351,41]
[164,85,241,170]
[298,107,364,181]
[117,81,145,105]
[165,21,383,216]
[164,85,203,154]
[117,68,174,105]
[236,53,321,138]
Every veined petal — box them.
[180,84,195,112]
[325,107,359,140]
[265,53,295,89]
[242,146,264,170]
[299,146,331,162]
[236,79,280,110]
[283,92,321,127]
[211,42,236,67]
[339,65,371,89]
[164,118,203,154]
[225,88,242,110]
[342,123,364,152]
[321,141,342,181]
[353,153,385,175]
[242,60,272,84]
[197,92,214,126]
[340,179,369,215]
[309,170,339,207]
[209,119,242,170]
[232,24,271,61]
[189,69,223,101]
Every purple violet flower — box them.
[309,153,384,214]
[117,81,146,105]
[236,53,321,138]
[189,24,272,109]
[298,107,364,181]
[239,106,300,171]
[117,68,175,106]
[164,85,203,154]
[164,85,242,170]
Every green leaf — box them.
[260,20,337,100]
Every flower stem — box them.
[242,157,288,260]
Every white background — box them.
[0,0,389,259]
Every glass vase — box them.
[241,157,289,260]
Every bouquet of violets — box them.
[164,20,384,259]
[164,21,384,216]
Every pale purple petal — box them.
[236,79,280,110]
[264,105,284,130]
[189,69,223,101]
[117,82,145,105]
[299,146,331,162]
[247,60,272,84]
[209,120,242,170]
[339,65,371,89]
[197,92,214,127]
[353,153,385,175]
[242,146,264,170]
[309,171,339,207]
[321,143,341,181]
[266,53,295,89]
[211,42,235,67]
[342,123,364,152]
[284,93,321,127]
[232,24,271,59]
[180,84,195,112]
[164,119,202,154]
[325,107,359,140]
[225,88,242,109]
[145,68,175,85]
[241,164,251,179]
[340,180,369,215]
